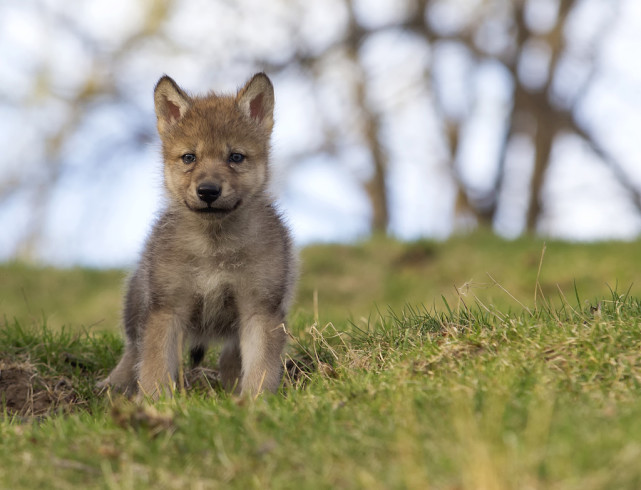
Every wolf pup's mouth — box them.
[189,199,242,215]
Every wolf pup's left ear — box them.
[236,73,274,132]
[154,75,192,135]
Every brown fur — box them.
[99,73,296,400]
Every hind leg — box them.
[98,343,138,395]
[100,270,146,396]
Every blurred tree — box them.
[0,0,638,263]
[0,0,175,259]
[266,0,633,233]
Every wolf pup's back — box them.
[99,73,296,400]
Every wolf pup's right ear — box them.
[154,76,192,135]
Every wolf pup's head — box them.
[153,73,274,219]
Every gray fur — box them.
[99,73,296,400]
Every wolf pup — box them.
[99,73,296,400]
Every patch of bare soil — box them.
[0,362,77,417]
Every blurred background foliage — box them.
[1,0,640,266]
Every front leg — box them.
[137,309,182,400]
[239,313,287,397]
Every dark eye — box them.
[182,153,196,164]
[228,153,245,164]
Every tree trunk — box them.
[526,116,555,232]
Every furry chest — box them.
[189,274,239,337]
[190,261,238,318]
[193,268,230,295]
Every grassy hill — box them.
[2,231,639,333]
[299,232,640,323]
[1,232,641,489]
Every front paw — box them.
[135,379,175,403]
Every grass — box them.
[2,232,641,488]
[4,230,640,334]
[0,262,124,333]
[296,231,641,324]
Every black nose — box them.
[197,184,222,205]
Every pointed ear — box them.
[236,73,274,132]
[154,75,192,134]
